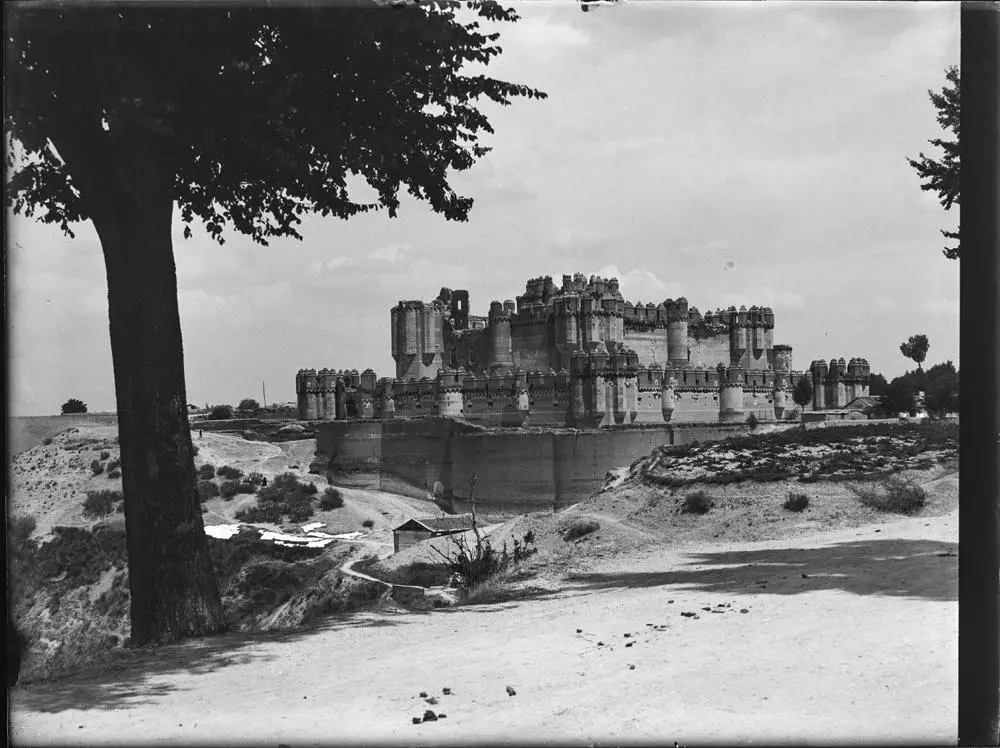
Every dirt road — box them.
[10,506,956,745]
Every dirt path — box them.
[10,507,956,745]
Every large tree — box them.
[907,66,959,259]
[899,334,930,370]
[5,1,544,645]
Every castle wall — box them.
[670,389,722,423]
[511,322,554,371]
[623,329,671,367]
[688,333,731,369]
[735,346,771,371]
[316,419,752,510]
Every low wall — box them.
[315,418,748,511]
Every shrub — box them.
[783,492,810,512]
[90,459,104,476]
[61,398,88,414]
[198,463,216,480]
[219,480,241,500]
[234,504,284,524]
[247,472,266,487]
[286,496,315,523]
[209,404,234,420]
[746,413,759,431]
[83,489,122,518]
[681,490,713,515]
[237,398,261,413]
[320,487,344,510]
[217,465,243,480]
[563,518,600,541]
[361,518,375,529]
[236,481,257,494]
[849,477,926,515]
[107,467,122,479]
[42,437,53,446]
[99,450,110,460]
[302,481,318,495]
[197,480,220,502]
[431,526,537,591]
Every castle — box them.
[296,273,871,427]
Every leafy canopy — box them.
[61,398,88,414]
[900,334,929,368]
[5,1,546,244]
[791,376,813,408]
[907,66,959,259]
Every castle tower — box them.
[318,368,335,420]
[487,300,514,373]
[391,300,446,380]
[719,364,746,423]
[437,368,465,418]
[666,297,689,368]
[450,290,470,330]
[299,368,319,420]
[773,344,793,372]
[661,372,677,422]
[811,360,828,410]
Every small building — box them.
[845,395,881,418]
[392,515,475,554]
[802,408,867,423]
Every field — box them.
[8,418,958,744]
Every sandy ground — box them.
[10,505,957,745]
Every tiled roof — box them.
[394,515,475,533]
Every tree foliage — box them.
[900,334,930,369]
[209,404,234,420]
[907,66,959,259]
[791,376,813,408]
[237,398,261,412]
[60,397,88,414]
[5,2,547,244]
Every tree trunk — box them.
[85,137,226,646]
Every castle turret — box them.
[487,300,514,373]
[437,368,465,418]
[773,344,793,372]
[666,297,689,368]
[318,368,335,420]
[391,300,446,380]
[811,359,828,410]
[719,364,745,423]
[661,373,676,422]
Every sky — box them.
[8,1,960,417]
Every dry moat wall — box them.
[312,418,748,512]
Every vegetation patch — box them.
[319,487,344,510]
[848,477,927,515]
[197,480,220,502]
[640,421,957,488]
[217,465,243,480]
[83,489,123,518]
[562,518,600,541]
[234,472,319,524]
[681,490,714,515]
[198,463,216,480]
[431,525,537,593]
[783,492,810,512]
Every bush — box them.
[850,477,927,515]
[239,472,318,524]
[783,492,810,512]
[563,518,600,541]
[217,465,243,480]
[197,480,220,502]
[61,398,88,414]
[83,489,122,518]
[247,472,267,487]
[90,459,104,476]
[209,404,234,420]
[98,450,110,460]
[234,504,284,524]
[320,487,344,510]
[361,518,375,529]
[431,526,537,591]
[198,463,216,480]
[681,490,714,515]
[219,480,241,500]
[236,481,257,494]
[238,398,261,413]
[42,437,53,446]
[746,413,759,431]
[107,467,122,479]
